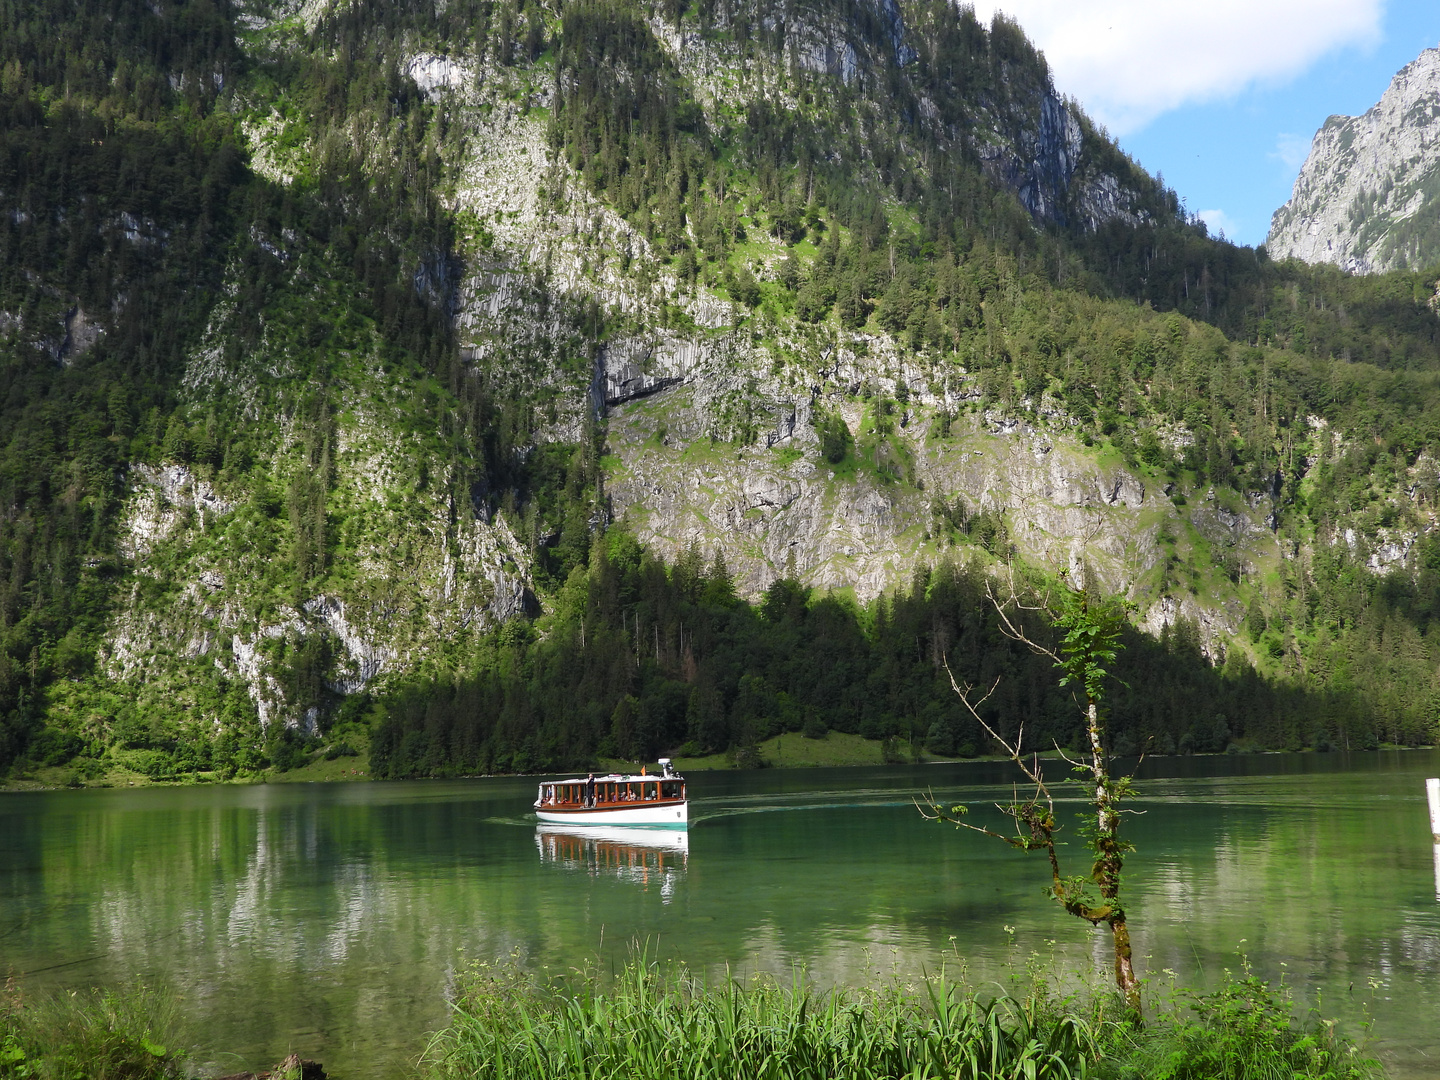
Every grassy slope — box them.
[5,748,374,789]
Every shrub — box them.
[816,411,850,464]
[25,729,83,767]
[1108,962,1380,1080]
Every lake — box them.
[2,751,1438,1077]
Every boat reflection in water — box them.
[535,825,688,902]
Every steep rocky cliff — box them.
[1268,45,1440,273]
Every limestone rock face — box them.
[1268,45,1440,273]
[606,393,1271,657]
[976,91,1144,232]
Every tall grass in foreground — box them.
[1,982,183,1080]
[422,957,1383,1080]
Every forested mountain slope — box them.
[2,0,1439,781]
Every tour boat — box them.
[533,759,688,827]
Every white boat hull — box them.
[536,824,690,853]
[534,802,688,827]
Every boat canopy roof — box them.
[545,772,680,785]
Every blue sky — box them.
[970,0,1440,247]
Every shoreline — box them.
[4,739,1435,793]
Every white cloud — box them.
[966,0,1384,134]
[1271,132,1313,171]
[1197,208,1240,240]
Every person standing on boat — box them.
[584,773,596,808]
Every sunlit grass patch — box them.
[1,984,185,1080]
[266,749,372,783]
[421,956,1383,1080]
[423,958,1104,1080]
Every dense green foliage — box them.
[3,0,1440,779]
[370,533,1392,777]
[0,0,595,772]
[422,956,1380,1080]
[0,0,254,767]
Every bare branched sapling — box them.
[918,573,1142,1014]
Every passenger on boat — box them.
[584,773,595,807]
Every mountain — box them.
[1268,45,1440,274]
[4,0,1440,782]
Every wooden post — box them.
[1429,777,1440,843]
[1434,836,1440,905]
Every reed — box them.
[421,957,1382,1080]
[1,982,184,1080]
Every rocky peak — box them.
[1268,45,1440,273]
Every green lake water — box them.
[2,751,1438,1077]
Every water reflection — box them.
[3,754,1439,1079]
[536,825,687,901]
